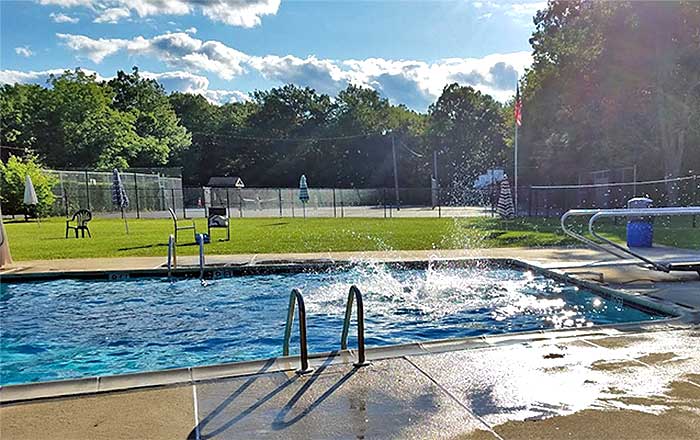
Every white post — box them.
[198,234,205,280]
[392,133,400,210]
[514,121,519,216]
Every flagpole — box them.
[514,116,518,216]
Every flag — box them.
[514,84,522,127]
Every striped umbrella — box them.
[112,169,130,233]
[299,174,309,218]
[496,177,515,219]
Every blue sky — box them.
[1,1,543,110]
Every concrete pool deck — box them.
[1,246,699,439]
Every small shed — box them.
[207,176,244,188]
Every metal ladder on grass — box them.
[283,285,369,374]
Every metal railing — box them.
[561,206,700,272]
[340,285,369,367]
[166,234,176,279]
[197,233,205,280]
[282,288,313,374]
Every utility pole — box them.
[433,150,439,185]
[392,132,400,210]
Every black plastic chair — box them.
[66,209,92,238]
[207,206,230,241]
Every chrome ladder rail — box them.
[562,207,700,273]
[340,285,370,367]
[283,288,313,374]
[197,233,205,280]
[167,234,176,279]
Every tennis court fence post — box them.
[84,170,90,210]
[333,188,337,218]
[278,188,283,217]
[182,189,187,219]
[693,175,697,228]
[133,172,140,219]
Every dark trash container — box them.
[626,197,653,247]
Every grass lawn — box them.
[3,215,698,261]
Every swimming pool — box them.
[0,261,666,385]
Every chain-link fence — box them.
[179,186,494,219]
[44,169,183,217]
[23,170,496,219]
[521,175,699,221]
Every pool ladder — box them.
[167,233,205,281]
[167,234,177,279]
[283,285,369,374]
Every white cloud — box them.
[39,0,93,6]
[0,68,105,85]
[478,12,493,20]
[56,31,531,109]
[185,26,196,34]
[50,12,80,23]
[57,33,129,63]
[198,0,280,27]
[0,67,246,105]
[200,89,250,105]
[58,32,250,79]
[250,55,350,95]
[93,7,131,23]
[41,0,279,27]
[140,70,249,104]
[14,47,34,57]
[506,2,547,17]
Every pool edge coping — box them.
[0,257,691,405]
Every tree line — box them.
[1,68,508,189]
[1,0,698,190]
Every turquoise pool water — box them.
[0,263,664,385]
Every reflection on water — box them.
[0,262,662,385]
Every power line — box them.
[531,175,697,190]
[188,130,385,143]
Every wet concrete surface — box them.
[0,385,194,440]
[414,330,700,440]
[2,329,699,439]
[193,358,495,439]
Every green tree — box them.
[0,155,57,216]
[0,84,53,153]
[107,68,191,167]
[426,84,508,187]
[522,0,700,188]
[47,70,143,170]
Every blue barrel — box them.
[627,220,653,247]
[626,197,653,247]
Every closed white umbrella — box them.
[23,174,39,223]
[23,174,38,206]
[299,174,309,219]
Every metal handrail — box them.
[340,285,370,367]
[197,233,205,280]
[562,207,700,272]
[283,288,313,374]
[167,234,176,279]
